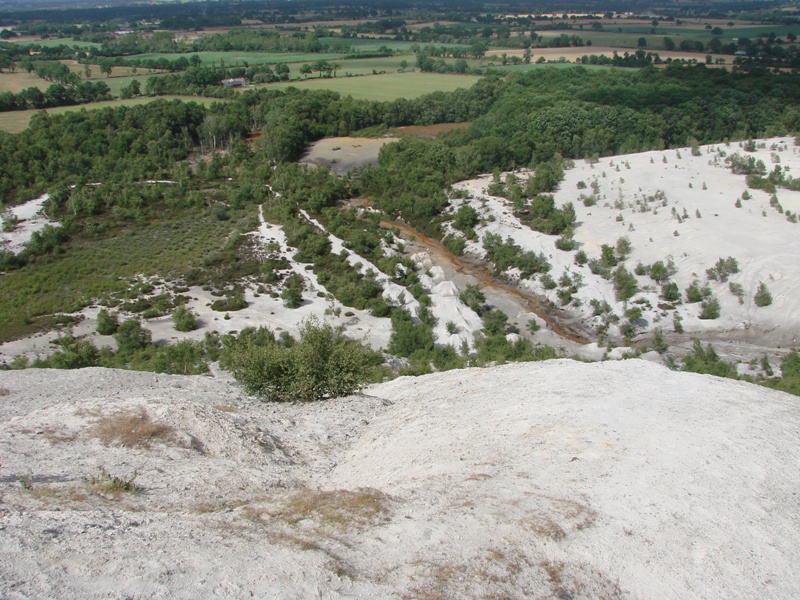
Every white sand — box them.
[1,359,798,598]
[452,137,800,348]
[0,193,55,255]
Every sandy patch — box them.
[300,136,397,176]
[0,193,55,255]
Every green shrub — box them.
[281,286,303,309]
[754,282,773,307]
[706,257,739,282]
[389,309,435,357]
[682,339,737,378]
[615,236,632,260]
[211,291,248,312]
[36,335,100,369]
[459,284,485,314]
[114,319,152,354]
[96,309,119,335]
[729,282,745,304]
[699,297,721,319]
[130,340,209,375]
[172,305,199,332]
[453,204,479,232]
[613,266,638,301]
[685,280,711,303]
[762,351,800,396]
[444,235,466,255]
[482,309,508,336]
[225,318,381,402]
[554,234,575,251]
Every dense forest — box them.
[3,64,800,208]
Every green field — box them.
[547,31,700,49]
[259,72,481,101]
[0,95,226,134]
[315,55,411,76]
[319,37,467,53]
[7,36,101,49]
[129,51,346,67]
[484,62,613,73]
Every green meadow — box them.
[259,72,481,101]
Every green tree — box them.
[613,266,638,301]
[114,319,152,354]
[453,204,478,232]
[754,282,773,307]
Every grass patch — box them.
[0,207,249,342]
[262,72,481,101]
[263,488,391,532]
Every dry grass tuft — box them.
[273,488,391,531]
[23,484,89,504]
[268,531,361,580]
[405,561,469,600]
[89,408,180,449]
[213,405,239,412]
[526,515,567,541]
[18,426,78,444]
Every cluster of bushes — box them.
[482,233,549,278]
[221,318,384,402]
[706,257,739,282]
[678,341,800,397]
[27,318,209,375]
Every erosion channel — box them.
[380,219,592,350]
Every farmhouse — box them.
[222,78,247,88]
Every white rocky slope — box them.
[1,360,799,599]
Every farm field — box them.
[5,36,101,49]
[318,37,469,53]
[0,95,225,134]
[128,51,345,67]
[259,72,481,101]
[308,55,410,76]
[0,72,50,94]
[484,45,725,64]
